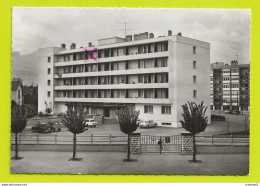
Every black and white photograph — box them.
[11,8,250,175]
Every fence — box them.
[195,135,249,145]
[141,135,181,145]
[11,134,128,145]
[11,134,249,146]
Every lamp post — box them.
[227,116,230,134]
[236,92,239,116]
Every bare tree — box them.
[62,104,87,161]
[180,101,208,163]
[11,100,27,160]
[115,106,140,162]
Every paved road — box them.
[11,151,249,175]
[20,113,250,137]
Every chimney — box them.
[61,44,66,49]
[133,32,148,41]
[88,42,92,47]
[168,30,172,36]
[126,35,132,42]
[70,43,76,49]
[149,33,154,39]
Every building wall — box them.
[11,85,23,105]
[38,47,65,114]
[135,103,178,127]
[38,34,210,127]
[174,36,211,125]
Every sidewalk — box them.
[11,151,249,175]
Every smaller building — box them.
[210,61,250,112]
[11,77,23,105]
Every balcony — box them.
[54,51,169,67]
[54,83,169,90]
[54,97,170,104]
[59,67,169,78]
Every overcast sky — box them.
[12,8,250,84]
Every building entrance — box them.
[104,108,110,117]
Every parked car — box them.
[84,119,97,127]
[224,110,230,114]
[224,110,240,114]
[31,122,52,133]
[139,120,157,128]
[48,121,62,132]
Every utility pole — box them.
[227,116,230,134]
[237,92,239,116]
[244,115,247,134]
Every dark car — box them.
[48,121,62,132]
[31,122,52,133]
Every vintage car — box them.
[139,120,157,128]
[31,122,52,133]
[84,119,97,127]
[49,121,62,132]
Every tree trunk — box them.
[127,134,130,160]
[73,133,76,159]
[192,134,196,162]
[15,133,18,159]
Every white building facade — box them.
[38,31,211,127]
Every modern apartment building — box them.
[38,31,210,127]
[210,61,250,112]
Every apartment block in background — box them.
[38,31,210,127]
[210,60,250,112]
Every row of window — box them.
[144,105,171,114]
[223,84,239,88]
[60,73,169,86]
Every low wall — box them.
[197,145,249,154]
[11,144,127,152]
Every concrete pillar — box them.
[181,133,194,155]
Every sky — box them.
[12,8,250,85]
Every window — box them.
[47,91,51,97]
[144,105,153,113]
[193,61,196,69]
[18,90,20,99]
[193,46,196,54]
[161,106,171,114]
[48,57,51,62]
[48,80,51,86]
[193,90,197,98]
[193,76,197,84]
[91,108,97,115]
[48,68,51,74]
[162,122,171,126]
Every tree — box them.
[62,104,87,161]
[45,101,52,116]
[180,101,208,163]
[115,106,140,162]
[11,100,27,159]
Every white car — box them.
[84,119,97,127]
[139,120,157,128]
